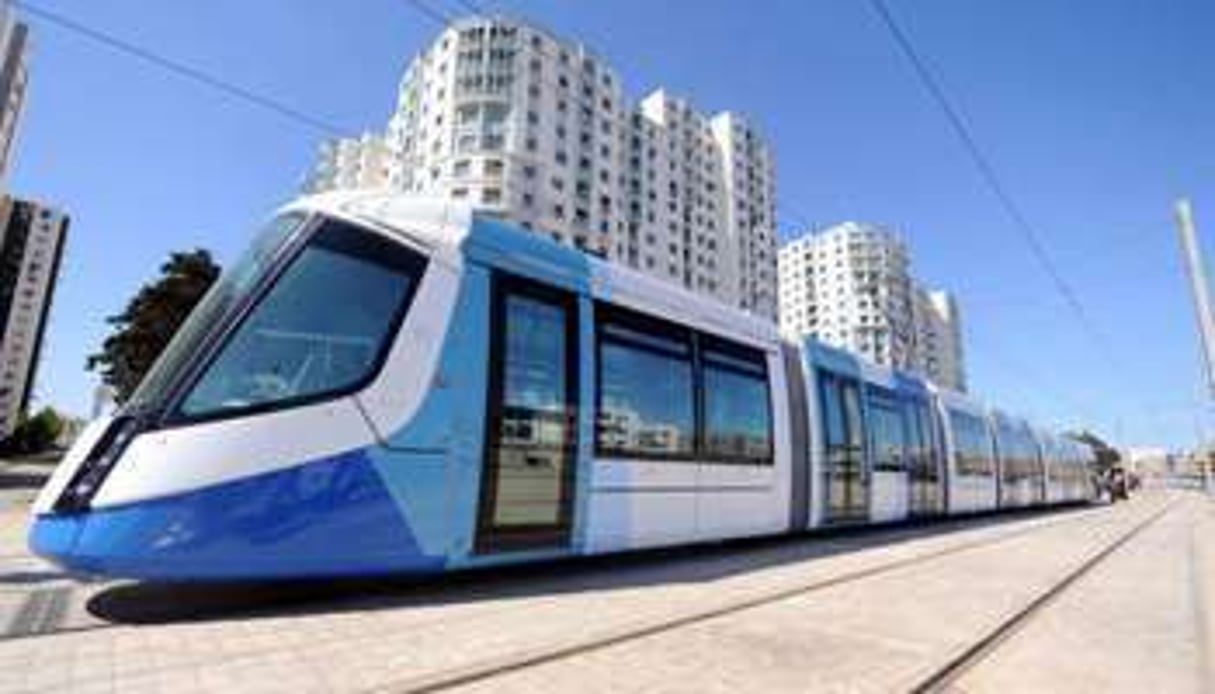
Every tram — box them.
[29,192,1096,580]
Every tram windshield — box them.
[126,214,428,422]
[175,218,427,420]
[125,213,306,415]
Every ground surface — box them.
[0,459,1209,693]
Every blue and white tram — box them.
[29,193,1095,580]
[937,389,1000,514]
[992,411,1046,509]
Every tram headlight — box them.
[54,416,139,513]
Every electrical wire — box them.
[866,0,1126,376]
[415,0,1112,422]
[14,0,349,137]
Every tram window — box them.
[702,340,772,464]
[842,381,864,449]
[867,390,906,472]
[1046,439,1065,484]
[904,402,923,460]
[595,306,695,459]
[178,220,426,420]
[820,372,864,456]
[1010,425,1030,481]
[906,400,935,477]
[820,374,847,448]
[949,410,993,477]
[994,420,1016,479]
[997,420,1038,483]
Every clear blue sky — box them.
[9,0,1215,448]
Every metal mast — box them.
[1176,199,1215,398]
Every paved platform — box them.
[0,469,1209,692]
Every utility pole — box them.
[1175,198,1215,491]
[1177,199,1215,395]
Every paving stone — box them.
[0,482,1206,693]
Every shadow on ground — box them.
[0,569,71,585]
[84,503,1097,627]
[0,455,58,491]
[0,471,50,491]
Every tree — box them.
[1068,429,1122,473]
[3,406,65,454]
[87,249,220,403]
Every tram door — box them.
[907,398,943,516]
[819,372,869,523]
[475,274,579,553]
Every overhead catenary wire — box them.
[449,0,492,18]
[24,0,1130,432]
[14,0,349,138]
[407,0,825,248]
[474,0,824,237]
[403,0,457,27]
[420,0,1117,422]
[865,0,1127,379]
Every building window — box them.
[482,133,505,151]
[457,104,478,124]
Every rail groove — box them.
[383,501,1154,693]
[908,498,1178,693]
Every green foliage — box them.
[1068,429,1122,472]
[4,406,65,454]
[86,249,220,403]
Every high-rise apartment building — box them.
[913,287,965,392]
[0,197,67,437]
[0,1,28,184]
[711,112,777,316]
[777,222,966,391]
[303,132,391,194]
[384,17,628,261]
[308,16,778,319]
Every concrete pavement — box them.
[0,468,1208,693]
[950,493,1215,693]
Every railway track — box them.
[383,499,1171,693]
[907,497,1178,692]
[0,502,1101,646]
[0,498,1171,694]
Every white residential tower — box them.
[778,222,966,391]
[306,16,778,319]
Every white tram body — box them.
[30,193,1097,580]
